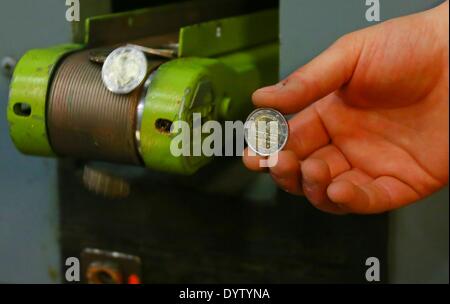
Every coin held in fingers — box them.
[244,108,289,156]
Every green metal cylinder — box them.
[7,44,83,156]
[138,42,278,174]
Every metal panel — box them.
[280,0,443,78]
[85,0,260,47]
[179,9,278,57]
[0,0,111,283]
[0,0,73,283]
[389,188,449,283]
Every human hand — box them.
[243,2,449,214]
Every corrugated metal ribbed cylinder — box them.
[47,50,143,165]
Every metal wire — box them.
[47,50,143,165]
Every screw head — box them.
[1,56,17,78]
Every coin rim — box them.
[244,108,289,156]
[101,46,148,94]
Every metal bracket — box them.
[179,9,278,57]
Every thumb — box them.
[253,33,363,114]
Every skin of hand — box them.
[243,2,449,215]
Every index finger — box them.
[252,33,362,114]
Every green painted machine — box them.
[7,5,278,174]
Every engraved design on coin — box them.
[244,108,289,156]
[101,46,148,94]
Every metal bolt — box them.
[1,56,17,78]
[216,25,222,38]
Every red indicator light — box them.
[128,274,141,284]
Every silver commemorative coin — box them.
[101,46,148,94]
[244,108,289,156]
